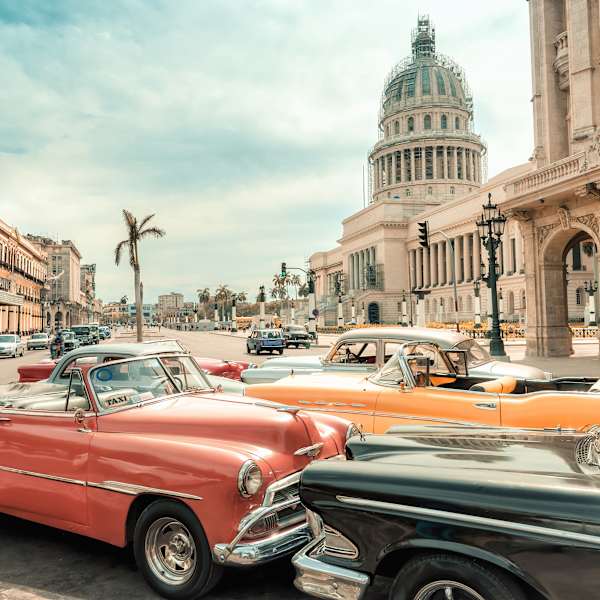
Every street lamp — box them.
[258,285,266,329]
[585,280,598,326]
[477,193,507,357]
[473,279,482,329]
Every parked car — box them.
[194,356,256,380]
[26,332,49,350]
[16,341,248,395]
[246,329,285,355]
[61,330,80,352]
[282,325,311,349]
[246,339,600,433]
[241,327,551,384]
[88,323,101,344]
[294,424,600,600]
[0,334,26,358]
[0,352,351,599]
[70,325,93,346]
[98,326,109,340]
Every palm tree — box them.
[236,291,247,303]
[114,210,165,342]
[289,274,301,299]
[197,287,211,319]
[215,284,231,320]
[298,283,309,298]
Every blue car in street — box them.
[246,329,285,355]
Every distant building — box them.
[0,219,47,334]
[127,303,157,324]
[102,301,129,325]
[158,292,184,322]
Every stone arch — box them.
[536,224,599,356]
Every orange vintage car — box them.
[246,341,600,433]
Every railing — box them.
[505,152,586,196]
[371,130,485,156]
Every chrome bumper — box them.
[213,522,311,566]
[293,537,369,600]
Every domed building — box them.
[310,9,600,358]
[371,16,486,206]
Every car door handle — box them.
[474,402,497,410]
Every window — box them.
[435,69,446,95]
[406,188,412,197]
[450,186,455,194]
[421,67,431,95]
[449,76,457,97]
[406,72,416,97]
[394,120,400,135]
[408,116,415,132]
[384,342,404,361]
[327,341,378,365]
[427,186,433,195]
[576,287,584,305]
[441,114,447,129]
[455,116,460,130]
[424,114,432,129]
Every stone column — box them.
[437,243,443,286]
[446,240,453,284]
[410,250,417,290]
[443,146,448,179]
[452,147,458,179]
[465,234,473,281]
[431,244,438,286]
[400,150,405,183]
[433,146,438,179]
[358,251,364,289]
[391,152,397,185]
[454,236,462,283]
[473,232,481,280]
[410,148,415,182]
[421,147,426,181]
[416,248,423,288]
[370,246,376,265]
[423,247,430,287]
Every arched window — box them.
[394,120,400,135]
[427,186,433,195]
[408,116,415,133]
[576,287,584,305]
[441,114,447,129]
[424,114,432,130]
[450,186,455,195]
[385,124,390,138]
[455,116,460,130]
[435,69,446,95]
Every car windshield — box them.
[63,332,74,340]
[0,335,16,343]
[453,339,491,367]
[90,357,179,412]
[31,334,46,339]
[160,355,212,392]
[72,327,90,335]
[287,326,305,332]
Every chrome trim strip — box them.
[87,480,202,501]
[262,471,301,506]
[294,443,324,457]
[0,409,95,418]
[0,465,86,486]
[336,496,600,548]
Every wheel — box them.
[255,346,261,355]
[134,499,222,599]
[278,349,284,354]
[246,344,251,354]
[389,554,525,600]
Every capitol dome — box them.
[369,16,486,206]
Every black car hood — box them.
[301,426,600,529]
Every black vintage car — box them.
[293,425,600,600]
[282,324,311,349]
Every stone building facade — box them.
[310,7,600,357]
[0,219,47,334]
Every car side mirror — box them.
[445,350,469,376]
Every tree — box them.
[236,291,247,303]
[215,284,231,320]
[197,287,211,319]
[114,210,165,342]
[289,274,302,299]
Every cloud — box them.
[0,0,533,302]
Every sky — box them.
[0,0,533,303]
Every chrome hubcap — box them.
[414,581,486,600]
[145,518,196,586]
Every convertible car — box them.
[294,425,600,600]
[16,340,247,394]
[0,352,352,599]
[241,327,551,384]
[246,340,600,433]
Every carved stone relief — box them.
[557,206,570,230]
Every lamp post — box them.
[476,193,507,357]
[231,294,238,332]
[351,298,356,325]
[401,290,408,326]
[585,280,598,326]
[258,285,266,329]
[473,279,482,329]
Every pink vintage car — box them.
[0,352,353,599]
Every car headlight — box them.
[237,460,263,498]
[346,423,361,442]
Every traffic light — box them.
[418,221,429,248]
[281,262,287,277]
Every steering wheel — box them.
[343,351,359,363]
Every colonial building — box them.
[0,219,46,334]
[311,7,600,357]
[158,292,184,322]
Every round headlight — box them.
[238,460,263,498]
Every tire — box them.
[246,344,251,354]
[256,346,261,355]
[278,349,284,354]
[389,554,525,600]
[133,499,222,600]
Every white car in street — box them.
[0,334,26,358]
[27,332,49,350]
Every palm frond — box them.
[138,213,156,232]
[114,239,129,266]
[138,226,166,239]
